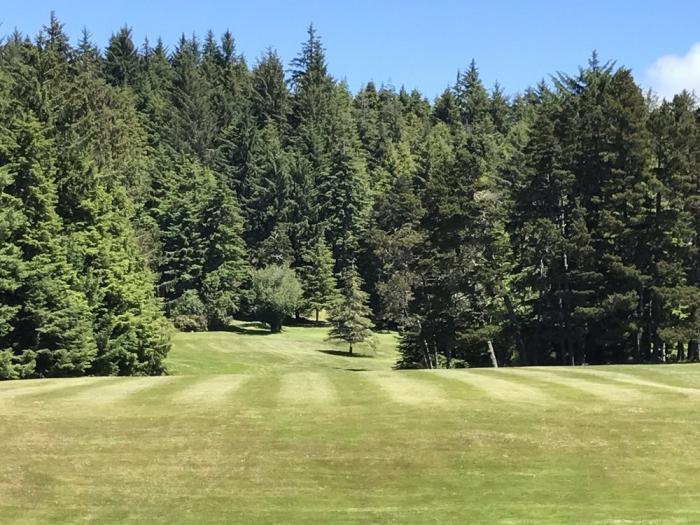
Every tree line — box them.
[1,14,699,378]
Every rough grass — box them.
[2,322,700,523]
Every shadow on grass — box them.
[226,323,272,336]
[318,349,374,359]
[285,318,331,328]
[222,320,331,335]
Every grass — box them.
[1,322,700,523]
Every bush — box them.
[250,265,303,332]
[168,290,208,332]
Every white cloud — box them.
[645,43,700,100]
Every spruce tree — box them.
[201,179,249,329]
[328,265,374,354]
[321,85,371,271]
[648,92,700,360]
[104,26,139,87]
[169,34,216,164]
[244,122,291,259]
[0,114,96,377]
[299,236,338,322]
[368,175,424,329]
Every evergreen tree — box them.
[169,34,216,163]
[155,157,212,326]
[299,236,338,322]
[559,60,654,362]
[328,265,374,354]
[454,60,491,127]
[104,26,139,87]
[201,179,249,329]
[368,175,424,329]
[243,122,291,260]
[648,92,700,360]
[321,85,371,271]
[250,50,288,128]
[0,114,96,377]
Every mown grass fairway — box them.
[2,324,700,523]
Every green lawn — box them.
[2,323,700,523]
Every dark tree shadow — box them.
[226,323,273,336]
[318,349,374,359]
[285,317,330,328]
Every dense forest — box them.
[1,14,700,378]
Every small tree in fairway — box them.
[299,236,338,322]
[250,265,303,333]
[328,265,374,354]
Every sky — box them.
[3,0,700,100]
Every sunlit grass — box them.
[1,323,699,523]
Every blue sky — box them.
[3,1,700,100]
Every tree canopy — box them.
[2,17,700,377]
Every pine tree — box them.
[250,50,288,128]
[510,90,594,365]
[155,157,212,326]
[299,236,338,322]
[558,60,654,363]
[169,34,216,164]
[454,60,491,128]
[399,120,510,368]
[136,38,174,148]
[104,26,139,87]
[648,92,700,361]
[328,265,374,354]
[0,114,96,377]
[0,71,26,378]
[81,186,171,375]
[201,179,249,329]
[243,122,291,259]
[368,175,424,329]
[321,85,371,271]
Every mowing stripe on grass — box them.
[580,369,700,397]
[278,372,338,406]
[364,371,448,407]
[500,368,649,403]
[0,377,103,401]
[173,375,248,404]
[67,376,177,405]
[436,369,551,404]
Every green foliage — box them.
[328,266,375,354]
[169,289,208,332]
[250,265,304,332]
[0,114,97,378]
[104,26,139,87]
[3,18,700,376]
[299,236,338,321]
[155,157,248,331]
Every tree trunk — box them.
[677,341,685,362]
[689,339,699,362]
[270,318,283,333]
[315,309,319,323]
[504,294,527,364]
[348,344,353,355]
[635,327,643,364]
[487,340,498,368]
[423,339,433,369]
